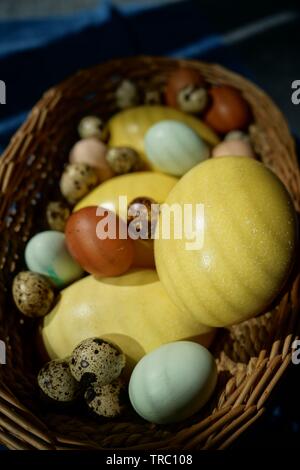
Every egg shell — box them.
[69,337,126,386]
[25,231,83,287]
[60,163,99,205]
[65,206,134,277]
[13,271,55,318]
[212,140,255,159]
[204,86,251,134]
[107,106,219,170]
[144,89,161,106]
[145,120,209,176]
[69,138,114,181]
[78,116,104,140]
[165,67,206,109]
[85,378,126,418]
[42,269,215,367]
[116,80,140,109]
[155,157,297,327]
[46,201,70,232]
[127,196,159,240]
[38,358,80,403]
[106,147,141,174]
[129,341,217,424]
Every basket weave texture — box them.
[0,56,299,450]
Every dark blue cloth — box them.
[0,0,299,449]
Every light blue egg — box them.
[145,120,210,176]
[25,231,83,287]
[129,341,217,424]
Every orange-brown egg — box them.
[65,206,134,277]
[204,86,251,134]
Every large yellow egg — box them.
[155,157,297,327]
[107,106,219,169]
[75,171,177,214]
[42,269,214,367]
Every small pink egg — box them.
[69,138,114,182]
[212,139,255,159]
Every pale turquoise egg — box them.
[25,231,83,287]
[128,341,217,424]
[144,120,210,176]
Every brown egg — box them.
[212,139,255,159]
[46,201,70,232]
[65,206,134,277]
[13,271,55,318]
[132,239,155,269]
[69,138,114,182]
[60,163,99,205]
[165,67,207,113]
[204,86,251,134]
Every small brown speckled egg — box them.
[13,271,55,318]
[38,358,80,403]
[84,378,126,418]
[116,80,140,109]
[106,147,141,174]
[46,201,70,232]
[60,163,98,204]
[78,116,104,140]
[69,338,126,386]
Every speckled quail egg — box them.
[177,85,208,114]
[38,358,80,403]
[106,147,141,174]
[165,67,208,114]
[116,80,139,109]
[46,201,70,232]
[69,338,126,386]
[60,163,98,204]
[84,378,126,418]
[144,89,161,106]
[78,116,104,140]
[12,271,55,318]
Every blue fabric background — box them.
[0,0,299,449]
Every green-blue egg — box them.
[25,231,83,287]
[144,120,210,176]
[128,341,217,424]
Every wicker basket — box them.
[0,56,299,451]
